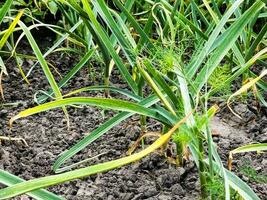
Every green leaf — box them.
[0,0,13,24]
[231,143,267,155]
[143,59,180,108]
[226,170,260,200]
[0,11,23,50]
[0,170,63,200]
[36,48,95,104]
[17,21,62,99]
[10,97,170,125]
[48,1,58,15]
[63,86,141,101]
[245,23,267,60]
[137,60,176,116]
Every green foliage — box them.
[13,0,58,17]
[206,176,227,200]
[148,35,195,75]
[172,125,191,145]
[154,48,175,74]
[172,125,192,165]
[208,64,232,95]
[206,176,240,200]
[0,0,267,200]
[240,162,267,184]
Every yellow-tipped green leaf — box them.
[0,10,23,50]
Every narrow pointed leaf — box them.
[10,97,169,125]
[0,170,63,200]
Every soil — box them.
[0,38,266,200]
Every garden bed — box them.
[0,40,266,199]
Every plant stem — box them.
[104,75,110,98]
[138,76,146,148]
[199,137,208,199]
[175,141,183,166]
